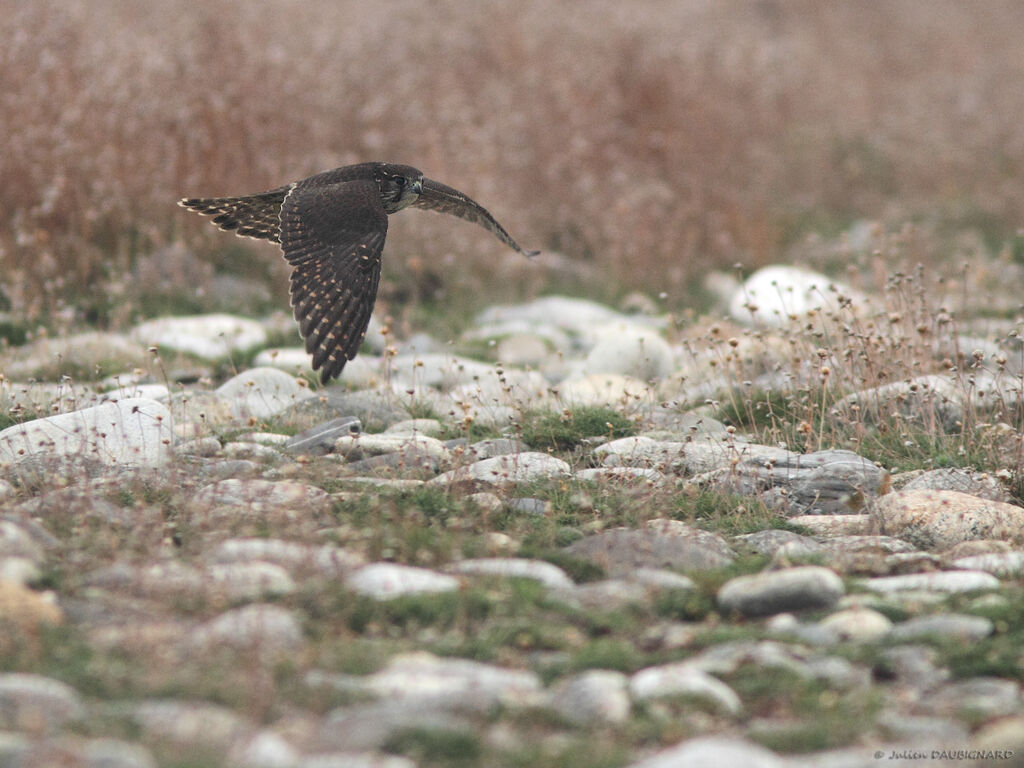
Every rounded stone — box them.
[583,326,674,381]
[549,670,630,725]
[869,489,1024,550]
[216,367,315,420]
[717,566,845,617]
[346,563,459,600]
[816,606,893,642]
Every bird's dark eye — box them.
[394,177,406,188]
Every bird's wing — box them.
[179,186,292,243]
[279,179,387,383]
[412,178,539,258]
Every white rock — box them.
[628,736,784,768]
[83,739,158,768]
[430,452,571,486]
[131,700,251,752]
[227,730,299,768]
[0,397,172,468]
[192,479,331,512]
[334,433,450,462]
[205,562,296,600]
[817,606,894,642]
[252,346,312,372]
[862,571,1001,594]
[216,367,314,420]
[0,673,84,732]
[629,663,742,715]
[575,466,667,486]
[362,651,541,708]
[474,295,663,348]
[951,552,1024,577]
[101,383,171,402]
[384,419,445,437]
[346,563,459,599]
[550,670,630,725]
[0,331,150,380]
[583,326,674,380]
[554,374,652,408]
[191,604,303,654]
[729,265,874,328]
[447,558,574,589]
[131,313,268,359]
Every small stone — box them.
[346,563,459,599]
[176,436,222,457]
[431,452,571,486]
[569,579,649,609]
[575,466,667,486]
[384,418,444,437]
[950,551,1024,577]
[565,519,735,575]
[217,367,315,420]
[583,325,674,380]
[192,478,331,512]
[468,492,504,514]
[82,737,158,768]
[361,652,542,709]
[554,374,651,408]
[729,264,873,327]
[717,566,844,617]
[888,613,994,642]
[869,489,1024,550]
[861,570,1000,595]
[447,558,574,589]
[734,529,823,558]
[627,735,784,768]
[629,568,696,592]
[0,673,84,733]
[334,433,450,464]
[900,467,1014,503]
[925,677,1022,718]
[787,515,872,536]
[549,670,630,725]
[131,313,267,359]
[629,663,742,714]
[223,441,284,462]
[205,562,296,600]
[226,730,299,768]
[507,497,551,515]
[191,604,304,655]
[130,700,252,754]
[816,606,893,642]
[483,532,518,555]
[496,333,549,367]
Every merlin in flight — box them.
[180,162,538,383]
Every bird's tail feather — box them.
[178,186,291,243]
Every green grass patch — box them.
[519,406,637,451]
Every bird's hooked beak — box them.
[411,179,423,196]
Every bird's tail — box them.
[178,186,292,243]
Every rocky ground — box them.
[2,260,1024,767]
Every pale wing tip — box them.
[523,249,541,260]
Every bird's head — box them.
[376,163,424,213]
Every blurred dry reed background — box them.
[3,0,1024,330]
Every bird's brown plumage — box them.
[180,162,536,383]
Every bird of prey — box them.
[179,162,537,383]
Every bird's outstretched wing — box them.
[279,179,387,383]
[412,178,539,258]
[178,186,291,243]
